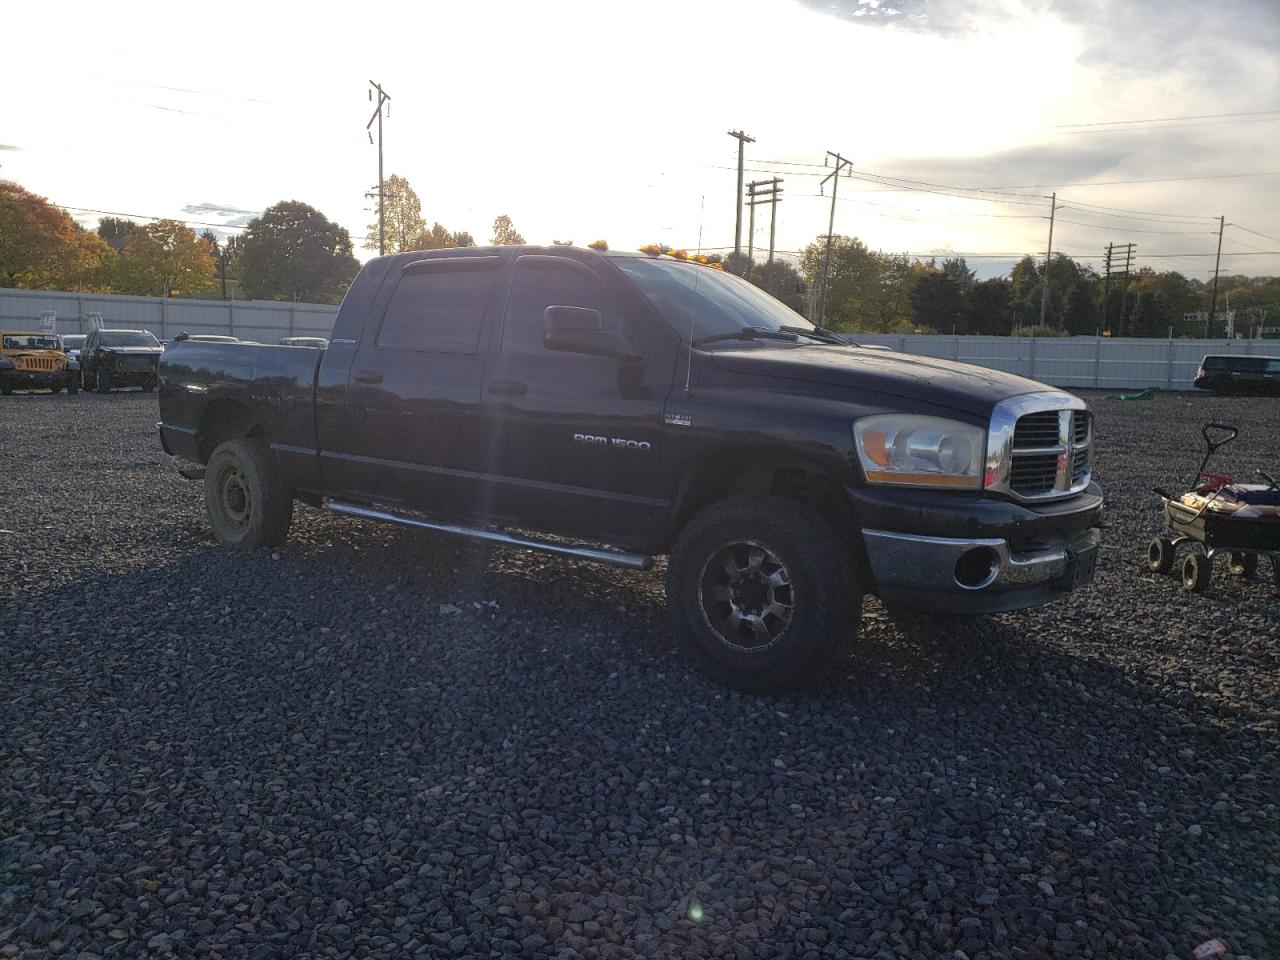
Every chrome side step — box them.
[325,500,654,571]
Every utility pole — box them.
[818,152,853,326]
[1207,215,1225,336]
[728,130,755,271]
[1098,243,1113,336]
[747,178,784,292]
[1114,242,1135,336]
[1038,192,1057,327]
[367,81,392,256]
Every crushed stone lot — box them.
[2,388,1277,960]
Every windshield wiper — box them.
[780,324,844,345]
[692,327,802,348]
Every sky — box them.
[2,0,1278,281]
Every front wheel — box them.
[0,377,12,396]
[1181,552,1212,592]
[67,374,79,395]
[667,495,858,693]
[141,378,156,392]
[203,438,293,549]
[97,369,113,393]
[1147,536,1176,574]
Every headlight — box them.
[0,357,13,369]
[853,414,984,489]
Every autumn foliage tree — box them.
[0,181,111,290]
[238,201,359,303]
[491,214,525,245]
[112,220,217,297]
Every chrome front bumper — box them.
[861,526,1102,614]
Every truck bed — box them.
[158,341,325,484]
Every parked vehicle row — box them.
[1,330,328,395]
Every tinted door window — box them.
[377,266,496,353]
[501,261,624,354]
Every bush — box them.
[1010,324,1067,338]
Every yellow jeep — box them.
[0,331,80,395]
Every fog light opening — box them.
[955,546,1000,590]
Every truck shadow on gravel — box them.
[7,531,1278,959]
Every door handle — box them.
[353,370,383,384]
[488,379,528,396]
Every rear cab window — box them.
[376,257,501,354]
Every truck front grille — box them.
[17,356,60,371]
[1009,410,1092,498]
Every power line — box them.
[1053,216,1218,236]
[1053,109,1280,128]
[1228,223,1280,244]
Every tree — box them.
[966,278,1013,335]
[910,268,967,334]
[0,181,111,290]
[238,201,359,303]
[113,220,216,297]
[97,217,138,253]
[1062,278,1097,336]
[799,236,884,331]
[452,231,476,248]
[747,259,806,314]
[364,174,427,254]
[491,214,525,245]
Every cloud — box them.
[183,202,257,217]
[794,0,988,33]
[874,124,1263,189]
[182,202,259,227]
[0,144,19,151]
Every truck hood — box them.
[101,346,163,356]
[705,344,1056,417]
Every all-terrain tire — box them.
[666,495,859,693]
[1181,551,1212,592]
[1147,536,1176,574]
[97,370,113,393]
[203,438,294,550]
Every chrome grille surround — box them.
[984,391,1093,503]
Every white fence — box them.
[849,334,1277,391]
[3,288,1275,390]
[0,288,338,344]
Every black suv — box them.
[82,329,164,393]
[1194,354,1280,396]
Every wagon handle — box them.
[1197,422,1238,482]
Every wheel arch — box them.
[669,447,867,584]
[196,398,270,464]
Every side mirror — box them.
[543,305,639,361]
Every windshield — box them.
[62,336,86,348]
[101,332,159,347]
[3,334,61,350]
[613,257,814,342]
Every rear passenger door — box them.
[319,255,501,515]
[475,254,671,546]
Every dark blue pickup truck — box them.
[159,245,1103,691]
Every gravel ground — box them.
[2,388,1277,960]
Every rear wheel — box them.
[1226,552,1257,578]
[1147,536,1176,574]
[203,438,293,549]
[667,495,858,693]
[67,373,79,395]
[1181,552,1212,592]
